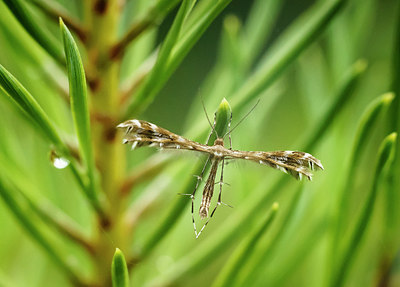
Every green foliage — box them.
[330,92,395,264]
[0,64,66,153]
[212,98,232,140]
[126,0,195,115]
[3,0,65,64]
[331,133,397,287]
[212,203,279,287]
[60,18,103,217]
[0,0,399,286]
[111,249,129,287]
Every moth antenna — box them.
[223,99,260,139]
[201,97,219,139]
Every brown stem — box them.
[375,251,398,287]
[38,60,70,103]
[29,0,87,41]
[120,153,169,195]
[109,0,181,60]
[119,51,157,106]
[123,173,170,231]
[120,70,147,105]
[40,202,96,255]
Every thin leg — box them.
[205,128,213,146]
[196,158,226,238]
[205,109,220,145]
[201,97,219,139]
[189,156,211,236]
[228,112,233,149]
[192,156,211,196]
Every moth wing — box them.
[118,120,211,154]
[229,150,323,180]
[261,151,323,180]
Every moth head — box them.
[214,138,224,146]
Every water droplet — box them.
[53,157,70,169]
[50,150,70,169]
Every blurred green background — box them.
[0,0,399,286]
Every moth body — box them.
[199,158,220,219]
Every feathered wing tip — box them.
[116,121,130,128]
[284,151,324,171]
[117,119,144,135]
[262,151,323,181]
[117,119,191,151]
[117,119,159,148]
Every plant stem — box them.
[85,0,127,285]
[30,0,87,41]
[110,0,181,59]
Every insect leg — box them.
[205,128,214,146]
[196,158,227,238]
[228,112,233,149]
[191,156,211,236]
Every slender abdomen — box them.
[199,158,220,219]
